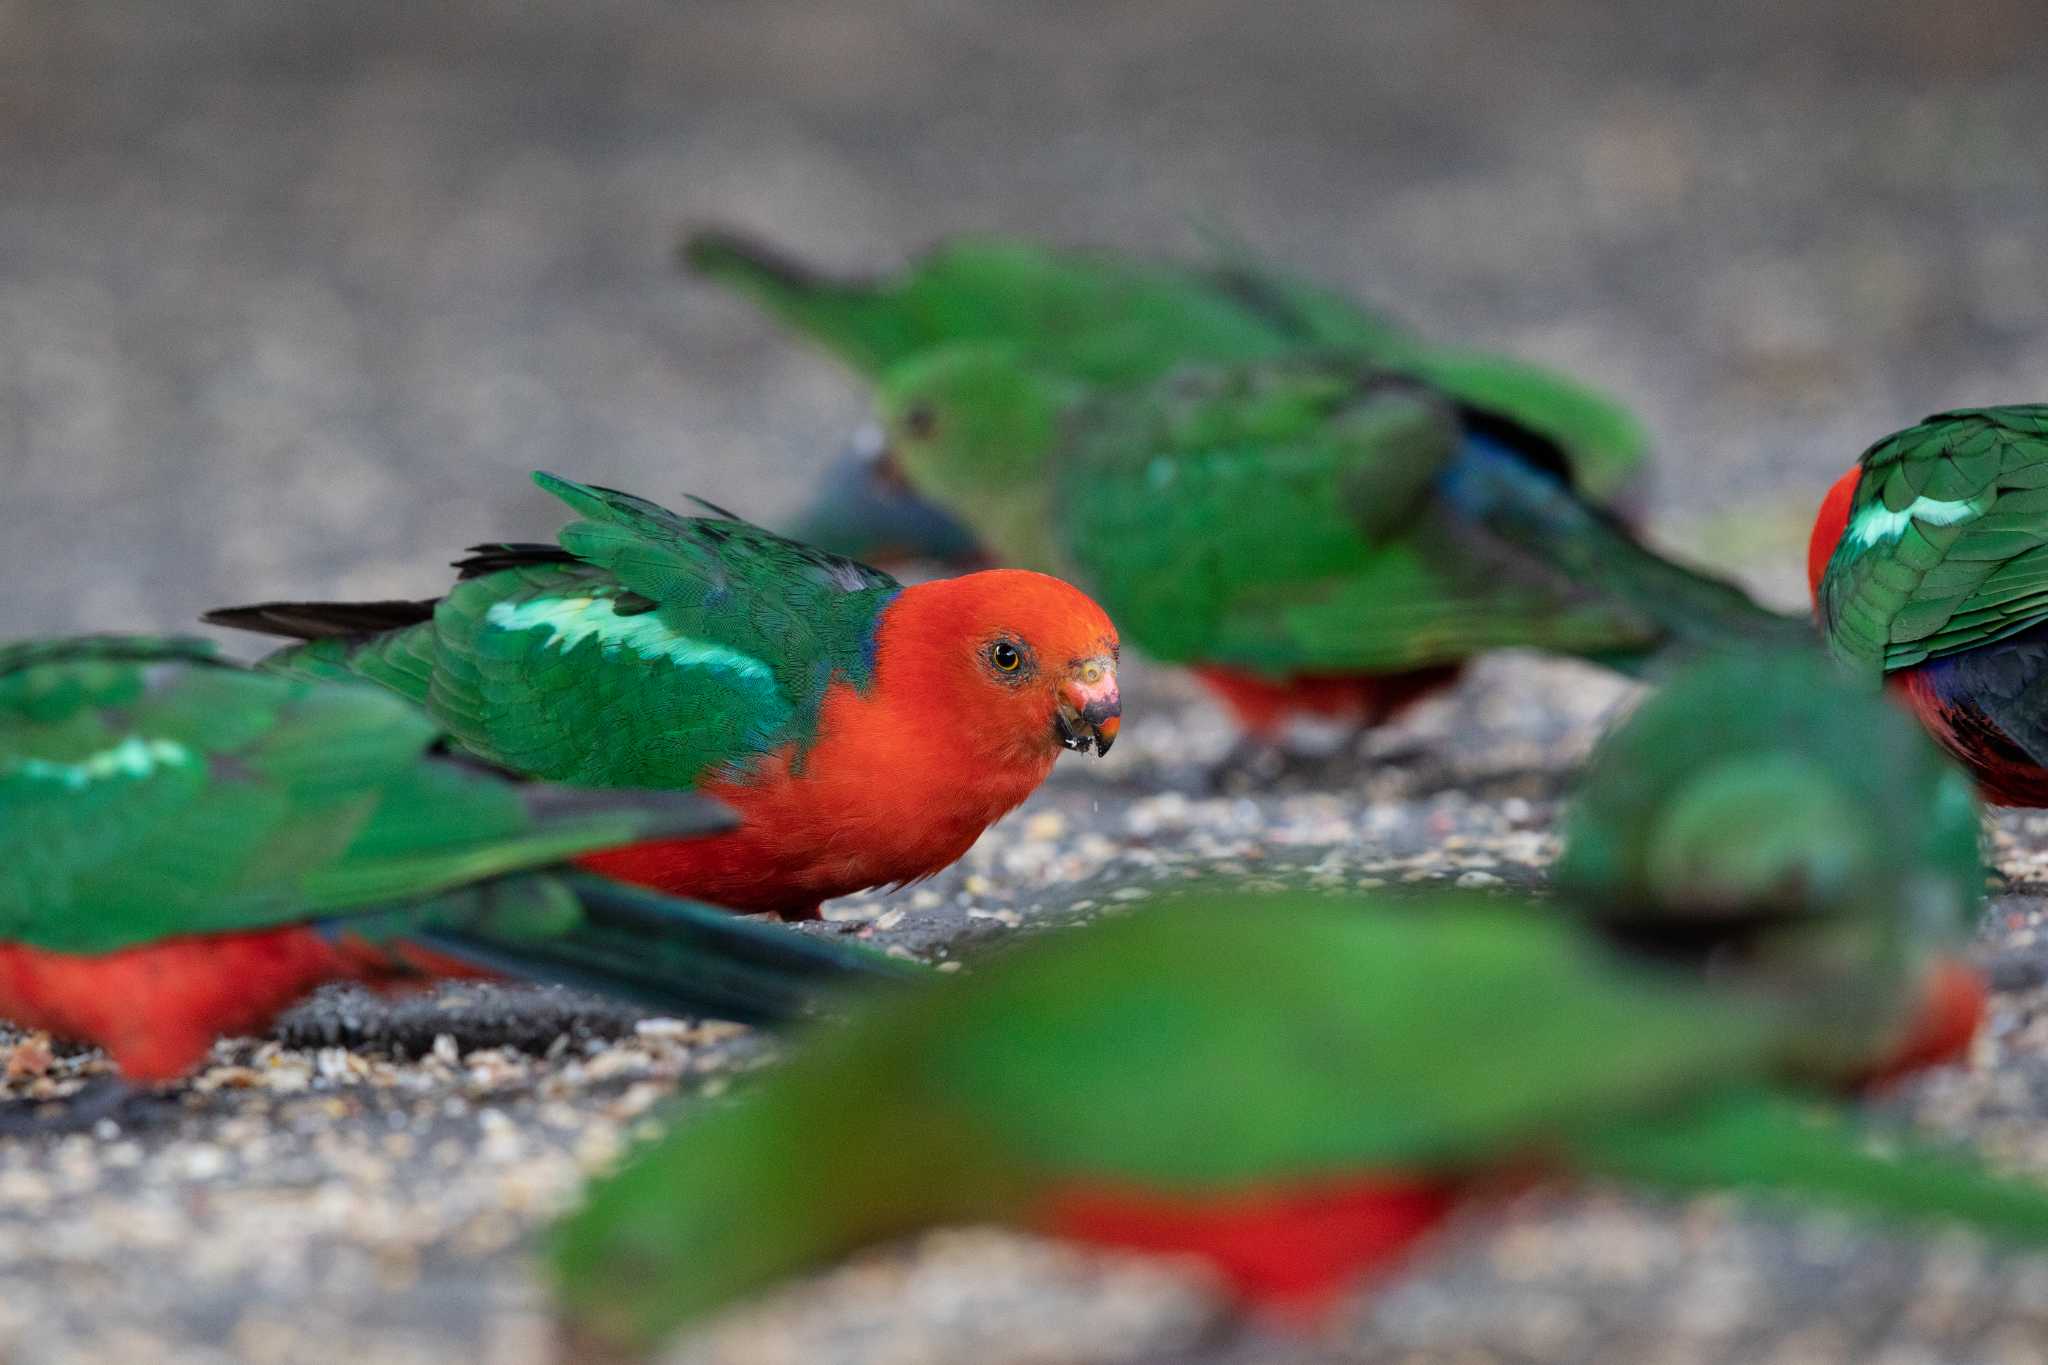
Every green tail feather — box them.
[680,228,911,376]
[1442,452,1814,656]
[410,874,922,1027]
[0,634,222,676]
[1573,1090,2048,1245]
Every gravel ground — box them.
[9,0,2048,1361]
[8,659,2048,1365]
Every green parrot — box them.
[205,471,1123,919]
[686,226,1648,548]
[0,634,908,1084]
[866,352,1809,718]
[1555,646,1989,1081]
[551,888,2042,1350]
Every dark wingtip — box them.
[676,225,824,288]
[202,599,439,641]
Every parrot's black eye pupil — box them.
[990,642,1021,672]
[904,404,937,439]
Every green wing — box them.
[1056,363,1655,671]
[267,473,902,789]
[909,894,1794,1187]
[1820,405,2048,675]
[0,638,723,952]
[1387,344,1649,504]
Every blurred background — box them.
[7,0,2047,635]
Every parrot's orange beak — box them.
[1055,658,1121,756]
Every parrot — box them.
[1810,404,2048,807]
[549,888,2045,1351]
[0,634,914,1086]
[853,351,1809,747]
[204,472,1122,920]
[686,228,1651,744]
[1554,646,1990,1081]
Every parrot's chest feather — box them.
[574,676,1057,918]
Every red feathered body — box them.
[1026,949,1983,1323]
[1036,1174,1463,1322]
[0,931,487,1083]
[1187,665,1461,741]
[1810,464,2048,806]
[581,570,1119,919]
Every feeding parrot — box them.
[550,886,2038,1351]
[1555,646,1990,1080]
[686,231,1806,746]
[206,472,1121,920]
[1811,404,2048,807]
[0,635,911,1085]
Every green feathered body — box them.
[554,889,2045,1348]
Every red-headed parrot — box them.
[0,635,910,1084]
[206,472,1121,919]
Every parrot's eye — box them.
[903,403,938,440]
[989,641,1023,672]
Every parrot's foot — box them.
[0,1076,183,1139]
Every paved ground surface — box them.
[8,0,2048,1361]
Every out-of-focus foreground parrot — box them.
[686,232,1807,744]
[206,472,1121,919]
[1811,404,2048,806]
[685,228,1654,740]
[550,887,2038,1352]
[1555,646,1990,1080]
[0,636,910,1083]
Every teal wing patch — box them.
[1820,406,2048,674]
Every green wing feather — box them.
[1053,363,1658,671]
[0,639,727,951]
[1821,405,2048,675]
[1384,343,1649,504]
[255,474,902,789]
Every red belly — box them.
[1893,668,2048,807]
[0,929,487,1082]
[1036,1173,1462,1322]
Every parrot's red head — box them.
[1808,465,1863,609]
[882,569,1121,764]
